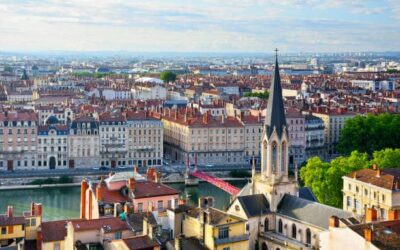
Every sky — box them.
[0,0,399,53]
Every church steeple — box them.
[264,49,286,138]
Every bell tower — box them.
[252,49,298,211]
[261,49,289,180]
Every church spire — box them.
[264,48,286,138]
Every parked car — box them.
[99,166,109,171]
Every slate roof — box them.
[264,52,287,138]
[237,194,270,218]
[277,194,354,229]
[298,187,318,202]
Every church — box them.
[227,51,357,250]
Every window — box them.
[218,227,229,239]
[364,189,368,196]
[264,217,269,232]
[223,248,230,250]
[347,196,352,207]
[1,227,6,234]
[138,203,143,213]
[54,242,60,250]
[291,224,297,239]
[306,228,311,245]
[157,200,163,211]
[31,218,36,227]
[278,219,283,233]
[115,231,122,239]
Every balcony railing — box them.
[214,234,249,245]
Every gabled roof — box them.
[277,194,354,229]
[345,168,400,190]
[41,219,83,242]
[122,235,160,250]
[264,51,287,138]
[237,194,270,218]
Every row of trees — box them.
[338,113,400,155]
[243,91,269,99]
[300,148,400,208]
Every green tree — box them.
[338,113,400,155]
[160,71,177,83]
[371,148,400,168]
[300,151,369,208]
[244,91,269,99]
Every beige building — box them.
[68,115,100,169]
[159,109,246,166]
[311,107,355,158]
[342,166,400,220]
[126,110,163,168]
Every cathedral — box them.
[227,51,356,250]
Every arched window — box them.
[292,224,297,239]
[264,217,269,232]
[306,228,311,245]
[272,142,277,173]
[278,219,283,233]
[262,242,268,250]
[281,141,286,173]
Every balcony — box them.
[259,231,314,250]
[214,234,249,245]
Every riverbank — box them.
[0,177,249,190]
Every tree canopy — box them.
[160,71,177,83]
[300,148,400,208]
[243,91,269,99]
[338,113,400,155]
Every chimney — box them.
[154,171,161,183]
[124,203,131,214]
[221,115,225,124]
[258,112,261,122]
[7,206,13,217]
[203,112,208,124]
[96,185,103,201]
[388,209,398,220]
[80,180,89,219]
[364,228,373,242]
[133,165,138,174]
[366,207,378,222]
[31,203,43,217]
[178,199,186,205]
[128,178,136,191]
[376,168,381,177]
[329,216,339,228]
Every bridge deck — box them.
[190,170,240,196]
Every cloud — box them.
[0,0,398,52]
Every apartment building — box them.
[37,116,69,169]
[160,109,245,166]
[286,108,306,167]
[304,114,325,160]
[68,115,100,169]
[99,111,128,168]
[343,165,400,220]
[312,107,355,158]
[0,110,37,171]
[126,110,163,167]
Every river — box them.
[0,181,246,221]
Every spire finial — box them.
[275,48,278,59]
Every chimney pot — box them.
[7,206,13,217]
[329,216,339,228]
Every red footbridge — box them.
[189,170,241,196]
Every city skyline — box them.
[0,0,399,53]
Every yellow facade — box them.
[42,241,65,250]
[0,224,25,241]
[182,208,249,250]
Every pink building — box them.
[81,168,180,219]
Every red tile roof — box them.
[41,219,83,242]
[0,215,25,226]
[122,236,159,250]
[71,217,128,232]
[346,168,400,190]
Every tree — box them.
[300,151,369,208]
[338,113,400,155]
[244,91,269,99]
[371,148,400,168]
[160,71,177,83]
